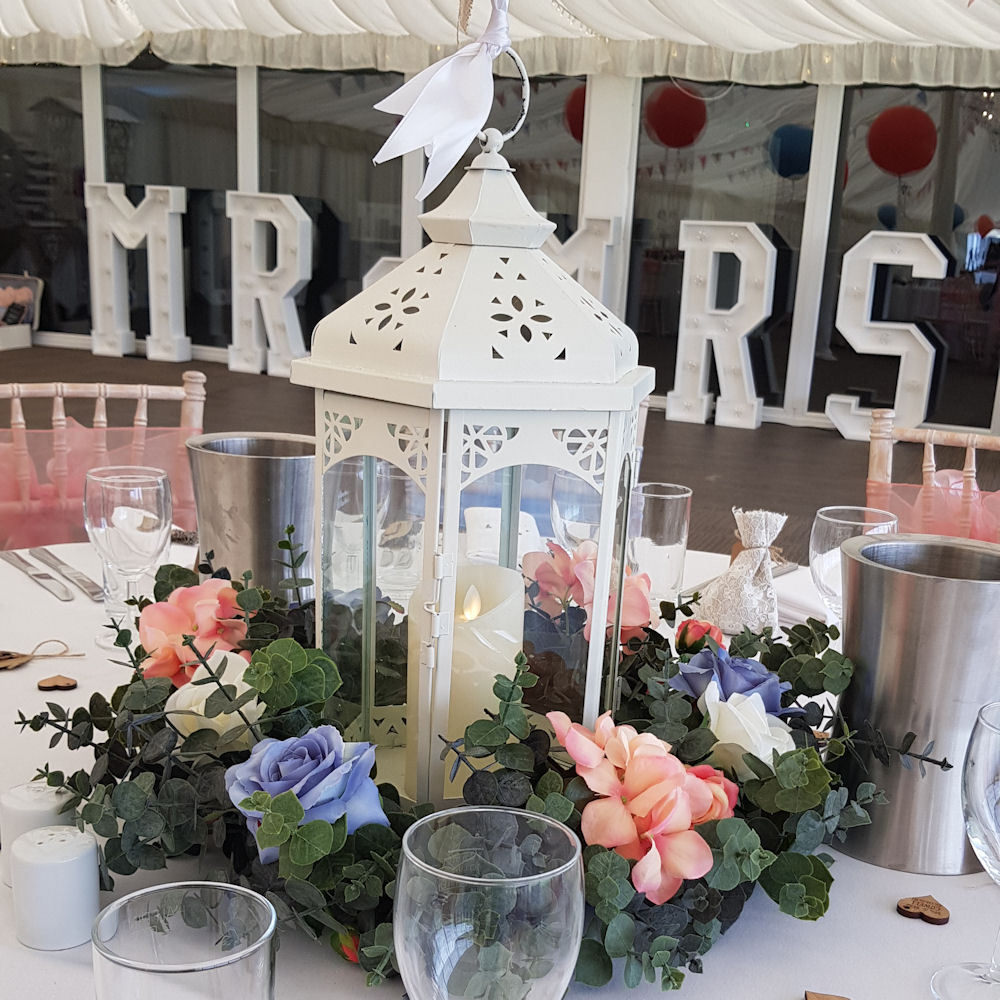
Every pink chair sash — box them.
[866,472,1000,543]
[0,420,196,549]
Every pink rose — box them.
[547,711,735,904]
[139,579,250,687]
[675,619,724,654]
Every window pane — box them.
[813,86,998,428]
[103,59,237,348]
[627,79,818,406]
[259,69,403,338]
[0,66,88,334]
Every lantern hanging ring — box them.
[478,48,529,148]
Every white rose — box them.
[701,679,796,781]
[164,650,264,749]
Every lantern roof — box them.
[292,133,653,411]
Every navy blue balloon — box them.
[768,124,813,179]
[953,204,966,230]
[877,203,897,230]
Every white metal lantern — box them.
[290,129,654,804]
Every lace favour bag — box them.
[696,508,788,633]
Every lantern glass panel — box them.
[603,454,637,713]
[321,455,424,790]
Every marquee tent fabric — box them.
[2,0,1000,87]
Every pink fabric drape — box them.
[866,471,1000,543]
[0,420,197,549]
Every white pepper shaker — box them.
[0,782,73,886]
[10,826,99,950]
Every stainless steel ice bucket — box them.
[837,533,1000,874]
[186,433,315,599]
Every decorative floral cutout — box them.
[461,424,519,481]
[324,412,364,466]
[387,422,430,481]
[554,426,608,476]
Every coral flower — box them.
[139,579,251,687]
[573,559,653,642]
[522,541,594,617]
[548,710,735,905]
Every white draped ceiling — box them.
[2,0,1000,86]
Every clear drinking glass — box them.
[550,469,602,549]
[394,806,584,1000]
[626,482,692,610]
[83,466,172,644]
[808,505,897,623]
[932,703,1000,998]
[92,881,277,999]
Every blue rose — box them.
[225,725,388,863]
[669,647,791,716]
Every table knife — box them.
[28,547,105,602]
[0,551,74,602]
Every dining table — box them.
[0,542,994,999]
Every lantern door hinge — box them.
[433,552,455,581]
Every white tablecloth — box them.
[0,545,992,998]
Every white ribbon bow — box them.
[372,0,510,200]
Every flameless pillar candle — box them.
[0,782,73,886]
[11,826,99,950]
[406,564,524,797]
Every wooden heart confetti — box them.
[37,674,77,691]
[897,894,950,924]
[0,640,84,671]
[805,992,851,1000]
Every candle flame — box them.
[462,584,482,621]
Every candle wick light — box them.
[462,584,482,621]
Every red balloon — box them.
[644,83,707,149]
[564,85,586,143]
[867,106,937,177]
[977,214,995,238]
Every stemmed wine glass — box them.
[84,466,172,644]
[550,469,603,550]
[394,806,584,1000]
[808,505,897,625]
[932,702,1000,998]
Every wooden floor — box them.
[5,345,991,565]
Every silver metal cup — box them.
[837,533,1000,874]
[186,432,315,599]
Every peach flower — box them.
[573,559,653,642]
[548,710,735,905]
[139,579,250,687]
[522,541,594,617]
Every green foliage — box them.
[18,533,921,996]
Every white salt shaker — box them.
[0,782,73,886]
[10,826,99,950]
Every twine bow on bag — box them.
[696,508,788,633]
[373,0,511,199]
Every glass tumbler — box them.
[92,881,277,999]
[394,806,584,1000]
[626,482,692,610]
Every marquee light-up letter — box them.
[825,232,949,441]
[85,183,189,361]
[227,192,311,377]
[665,221,776,429]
